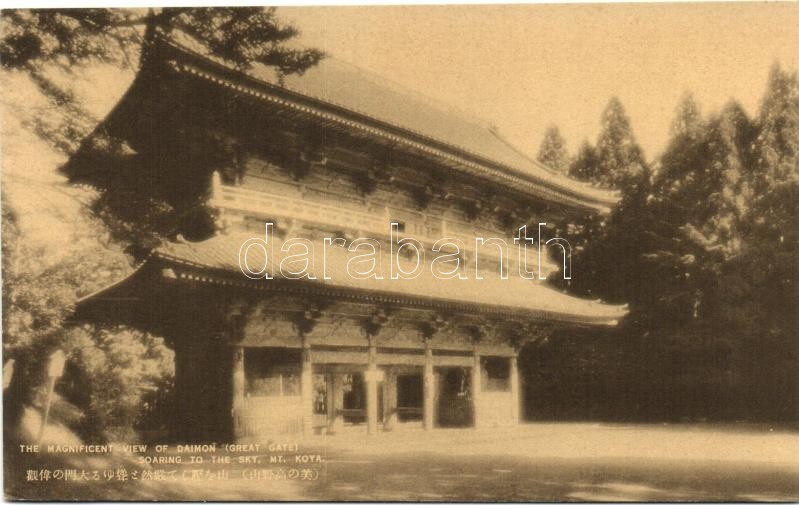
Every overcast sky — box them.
[283,3,799,161]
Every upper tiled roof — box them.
[153,233,626,325]
[271,59,558,183]
[160,31,619,212]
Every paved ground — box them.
[7,422,799,501]
[301,424,799,501]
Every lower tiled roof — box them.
[155,233,626,325]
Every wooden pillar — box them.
[510,355,520,424]
[301,344,313,436]
[472,352,482,428]
[324,373,334,434]
[423,343,435,430]
[232,347,245,406]
[366,338,378,435]
[329,373,344,434]
[326,373,336,432]
[383,370,397,431]
[231,347,245,438]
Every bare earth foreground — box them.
[7,423,799,501]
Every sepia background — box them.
[2,3,798,501]
[283,3,799,157]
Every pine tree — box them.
[537,125,570,174]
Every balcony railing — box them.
[212,177,387,237]
[210,173,558,275]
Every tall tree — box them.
[639,93,706,328]
[540,100,653,421]
[537,125,570,174]
[731,63,799,419]
[565,97,651,304]
[647,98,756,329]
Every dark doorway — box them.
[341,373,383,424]
[396,374,423,422]
[342,373,365,423]
[437,367,473,427]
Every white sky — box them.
[281,3,799,160]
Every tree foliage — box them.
[536,125,570,174]
[569,141,598,182]
[532,66,799,422]
[2,202,173,440]
[1,8,324,76]
[563,97,653,308]
[590,97,648,190]
[2,7,325,440]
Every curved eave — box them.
[154,252,627,327]
[74,252,626,329]
[153,35,619,214]
[71,258,166,331]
